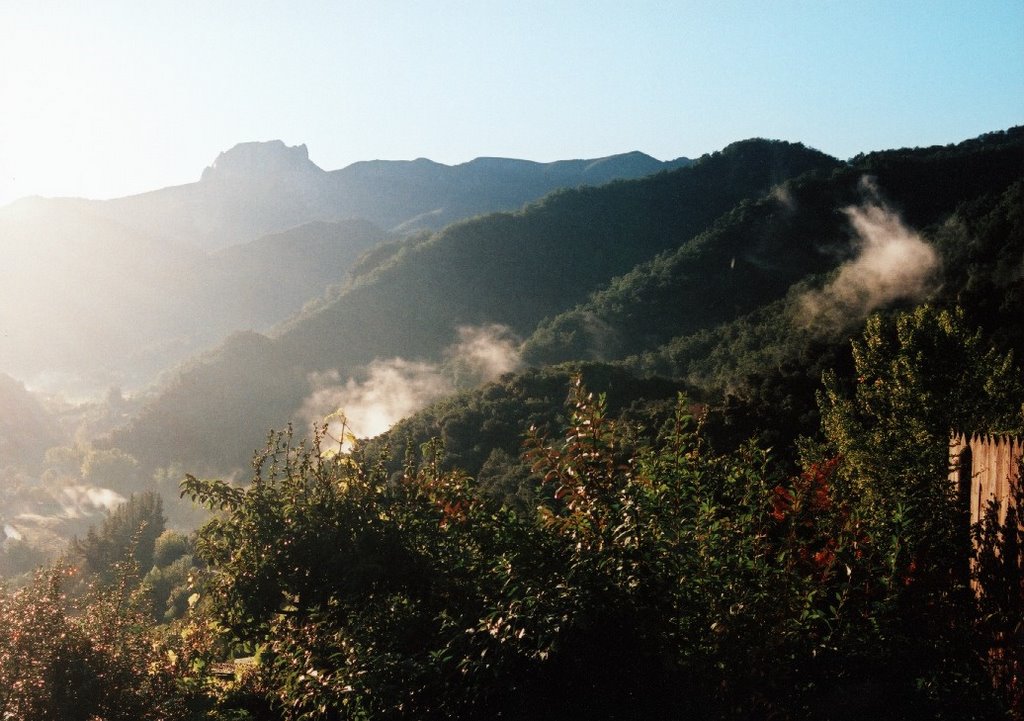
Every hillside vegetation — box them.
[3,127,1024,720]
[1,142,678,394]
[109,138,838,472]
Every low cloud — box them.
[4,483,126,549]
[799,177,941,331]
[445,324,522,384]
[303,359,453,443]
[59,484,126,519]
[301,324,523,444]
[771,183,797,213]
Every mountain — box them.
[0,374,60,469]
[0,199,391,394]
[104,138,839,472]
[523,127,1024,370]
[43,142,692,251]
[105,128,1024,476]
[0,142,690,395]
[92,141,335,251]
[187,218,391,345]
[338,128,1024,505]
[5,126,1023,594]
[336,151,692,235]
[0,199,204,394]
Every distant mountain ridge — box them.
[0,142,686,393]
[103,129,1024,475]
[107,138,837,472]
[47,142,690,250]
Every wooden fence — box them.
[950,433,1023,525]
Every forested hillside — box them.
[1,142,680,395]
[105,130,1024,477]
[7,303,1024,718]
[366,129,1024,486]
[4,126,1024,720]
[526,128,1024,368]
[0,374,60,469]
[0,205,391,392]
[107,138,837,472]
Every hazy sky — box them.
[1,1,1021,206]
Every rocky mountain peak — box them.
[201,140,323,181]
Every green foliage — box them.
[362,362,688,513]
[179,366,1013,719]
[973,462,1024,715]
[154,529,192,567]
[113,139,837,474]
[9,340,1021,718]
[80,447,143,495]
[141,530,198,622]
[820,306,1021,528]
[848,127,1024,231]
[811,306,1024,713]
[0,565,188,720]
[75,491,166,585]
[111,127,1023,479]
[530,130,1024,372]
[142,553,196,622]
[937,180,1024,359]
[5,127,1024,720]
[523,180,843,367]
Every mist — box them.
[58,485,127,519]
[303,359,452,443]
[301,324,522,443]
[799,177,941,331]
[444,324,522,385]
[1,479,128,560]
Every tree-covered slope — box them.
[186,218,392,341]
[629,176,1024,393]
[103,128,1022,476]
[278,138,837,343]
[107,139,838,472]
[0,204,390,394]
[523,128,1024,369]
[937,179,1024,357]
[360,363,689,511]
[620,133,1024,461]
[368,128,1024,493]
[0,374,60,470]
[10,131,1024,721]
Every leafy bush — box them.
[183,355,1013,718]
[0,565,188,720]
[974,463,1024,716]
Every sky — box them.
[0,1,1021,207]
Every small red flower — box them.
[772,485,794,521]
[813,547,835,569]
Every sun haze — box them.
[0,1,1020,206]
